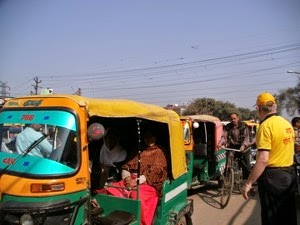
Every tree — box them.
[278,78,300,116]
[183,97,257,121]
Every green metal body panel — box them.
[154,175,190,224]
[187,148,227,187]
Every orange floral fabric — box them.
[122,144,168,195]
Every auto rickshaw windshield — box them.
[0,110,78,176]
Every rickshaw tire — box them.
[185,215,193,225]
[175,214,193,225]
[176,216,187,225]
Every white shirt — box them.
[16,127,53,158]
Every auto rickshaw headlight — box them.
[20,213,34,225]
[31,182,65,193]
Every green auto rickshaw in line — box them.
[180,115,233,208]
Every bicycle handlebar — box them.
[223,147,250,153]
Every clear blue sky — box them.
[1,0,300,113]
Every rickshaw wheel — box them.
[176,216,187,225]
[220,167,234,208]
[186,215,193,225]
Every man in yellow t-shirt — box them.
[241,92,297,225]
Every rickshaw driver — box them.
[16,124,53,158]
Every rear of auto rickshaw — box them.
[0,94,193,225]
[180,115,232,207]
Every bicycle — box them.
[230,148,244,193]
[220,147,250,208]
[227,147,252,191]
[219,148,234,208]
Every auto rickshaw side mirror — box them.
[88,123,105,141]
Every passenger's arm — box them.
[122,170,146,188]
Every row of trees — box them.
[182,98,256,121]
[277,77,300,116]
[180,76,300,121]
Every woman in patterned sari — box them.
[106,129,168,225]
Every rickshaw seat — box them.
[193,144,209,170]
[193,143,207,157]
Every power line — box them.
[40,42,300,80]
[5,42,300,109]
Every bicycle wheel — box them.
[233,160,244,194]
[220,167,234,208]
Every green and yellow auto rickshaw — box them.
[180,115,233,208]
[0,94,193,225]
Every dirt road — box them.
[189,183,261,225]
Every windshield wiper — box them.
[22,133,50,157]
[0,133,50,175]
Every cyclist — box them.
[218,113,254,194]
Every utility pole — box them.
[0,81,11,97]
[31,76,42,95]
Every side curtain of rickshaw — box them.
[214,120,224,151]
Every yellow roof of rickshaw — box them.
[5,94,171,122]
[243,120,259,127]
[181,114,221,123]
[3,94,187,179]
